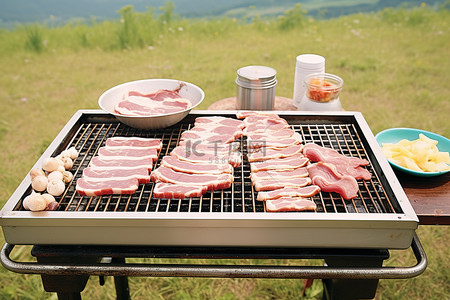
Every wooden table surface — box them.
[207,97,450,225]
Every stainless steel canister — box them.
[236,66,277,110]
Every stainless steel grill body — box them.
[0,110,418,248]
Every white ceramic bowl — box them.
[98,79,205,129]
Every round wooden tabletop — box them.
[208,96,297,111]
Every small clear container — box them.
[298,73,344,111]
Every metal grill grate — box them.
[17,114,403,215]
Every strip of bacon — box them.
[150,166,233,191]
[76,177,139,196]
[89,156,153,171]
[307,162,359,200]
[253,177,312,191]
[176,141,240,156]
[98,146,158,162]
[194,116,245,129]
[188,125,243,140]
[246,129,296,140]
[250,156,309,172]
[236,111,281,119]
[251,167,308,183]
[171,146,241,167]
[248,144,304,162]
[247,132,302,149]
[257,185,321,201]
[160,156,233,174]
[153,182,207,199]
[179,131,238,144]
[105,137,162,149]
[266,197,317,212]
[82,167,150,184]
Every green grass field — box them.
[0,4,449,299]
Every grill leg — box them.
[112,257,130,300]
[321,251,388,300]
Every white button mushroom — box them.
[62,157,73,170]
[42,157,62,172]
[62,170,74,183]
[31,175,48,192]
[42,193,59,211]
[47,171,63,182]
[47,180,66,196]
[29,168,45,180]
[68,146,79,160]
[60,149,72,159]
[23,193,47,211]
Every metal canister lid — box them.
[236,65,277,89]
[295,54,325,70]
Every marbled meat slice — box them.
[153,182,208,199]
[171,146,241,167]
[176,141,240,156]
[257,185,321,201]
[253,177,312,191]
[250,156,309,172]
[82,167,150,184]
[188,125,243,140]
[246,129,296,141]
[105,137,162,149]
[151,166,233,191]
[98,146,158,162]
[236,111,281,119]
[266,197,317,212]
[247,132,302,149]
[303,143,369,167]
[160,156,233,174]
[115,94,191,116]
[194,116,245,129]
[307,162,359,200]
[179,131,238,144]
[76,177,139,196]
[89,156,153,171]
[248,144,303,162]
[251,167,308,182]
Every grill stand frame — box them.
[1,233,426,300]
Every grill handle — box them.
[0,233,426,280]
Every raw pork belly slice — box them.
[333,164,372,180]
[76,177,139,196]
[171,146,241,167]
[250,156,309,172]
[236,111,281,119]
[90,156,153,171]
[188,125,243,140]
[105,137,162,149]
[247,144,304,162]
[247,132,302,149]
[180,131,237,144]
[266,197,317,212]
[177,141,240,156]
[194,116,245,129]
[153,182,208,199]
[246,129,296,141]
[160,156,233,174]
[257,185,321,201]
[115,95,191,116]
[253,177,312,191]
[303,143,369,167]
[307,162,359,200]
[98,146,158,161]
[82,167,151,184]
[151,166,233,191]
[251,167,308,182]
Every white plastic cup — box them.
[292,54,325,109]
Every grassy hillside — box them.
[0,4,449,299]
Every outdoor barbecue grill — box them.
[0,110,428,299]
[0,110,418,249]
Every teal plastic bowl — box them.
[375,128,450,177]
